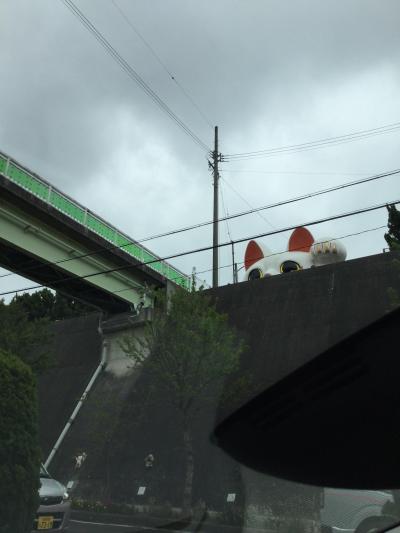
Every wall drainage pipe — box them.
[44,333,108,468]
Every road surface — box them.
[69,519,190,532]
[68,517,246,532]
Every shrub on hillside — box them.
[0,350,40,533]
[0,299,52,374]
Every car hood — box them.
[39,477,65,498]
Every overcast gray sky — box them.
[1,0,399,297]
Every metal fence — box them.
[0,151,190,289]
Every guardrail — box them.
[0,151,190,289]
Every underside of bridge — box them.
[0,239,131,313]
[0,174,170,313]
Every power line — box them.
[11,224,385,309]
[7,223,384,330]
[222,170,371,176]
[111,223,387,289]
[60,0,210,153]
[133,168,400,240]
[223,121,400,161]
[0,168,398,282]
[0,199,397,298]
[188,224,388,279]
[221,176,276,230]
[134,168,399,241]
[219,181,233,242]
[111,0,213,128]
[225,122,400,159]
[219,181,233,283]
[6,223,383,329]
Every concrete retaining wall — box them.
[37,252,400,514]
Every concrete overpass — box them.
[0,150,190,313]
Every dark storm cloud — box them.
[3,1,399,168]
[0,0,399,291]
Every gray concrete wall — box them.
[37,251,400,513]
[38,313,102,457]
[209,251,400,422]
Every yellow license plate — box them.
[37,516,54,530]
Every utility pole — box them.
[231,241,238,284]
[212,126,219,288]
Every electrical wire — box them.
[222,170,371,176]
[9,224,385,312]
[225,122,400,159]
[0,168,398,282]
[7,223,388,298]
[6,222,385,326]
[60,0,210,153]
[176,224,388,280]
[221,176,276,230]
[111,0,213,129]
[4,224,386,329]
[224,122,400,161]
[133,168,399,241]
[219,181,233,242]
[0,199,398,298]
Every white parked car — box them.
[32,465,71,532]
[321,489,395,533]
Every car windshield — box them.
[1,1,400,533]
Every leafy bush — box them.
[0,299,51,374]
[71,498,108,513]
[0,350,41,533]
[11,289,94,321]
[72,497,175,519]
[385,204,400,251]
[71,498,134,515]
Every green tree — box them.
[11,289,94,321]
[0,350,41,533]
[384,204,400,310]
[384,205,400,510]
[384,204,400,251]
[0,299,51,375]
[120,287,245,514]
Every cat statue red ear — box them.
[244,240,270,270]
[244,227,347,281]
[244,240,272,280]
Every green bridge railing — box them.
[0,151,190,289]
